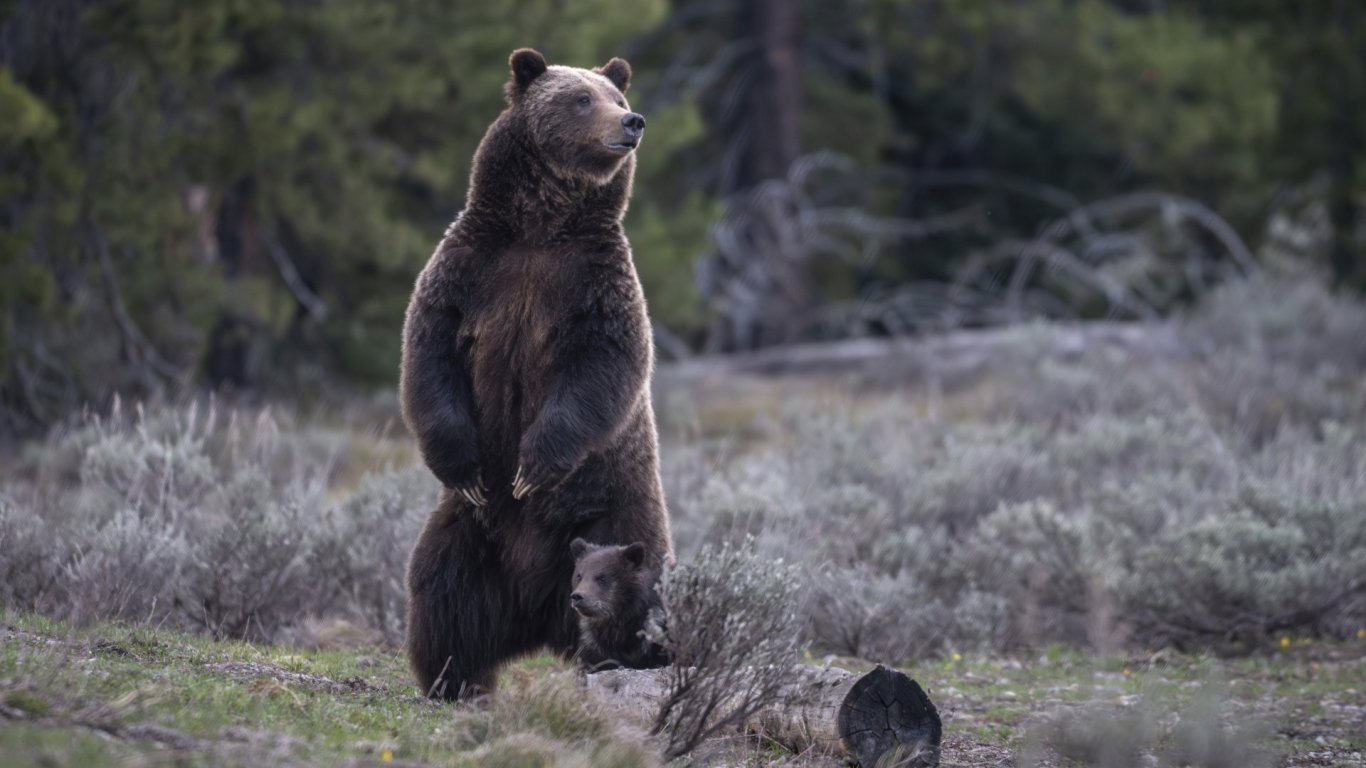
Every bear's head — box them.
[505,48,644,185]
[569,537,648,622]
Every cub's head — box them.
[569,537,648,622]
[505,48,644,184]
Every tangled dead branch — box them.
[698,154,1261,348]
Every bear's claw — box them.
[511,465,541,500]
[455,473,487,507]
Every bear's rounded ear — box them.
[570,538,591,560]
[596,57,631,94]
[509,48,548,95]
[622,542,646,569]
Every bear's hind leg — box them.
[406,508,516,700]
[406,583,501,699]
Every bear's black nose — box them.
[570,592,584,603]
[621,112,645,135]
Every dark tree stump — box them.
[837,665,941,767]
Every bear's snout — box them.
[604,111,644,153]
[571,592,601,619]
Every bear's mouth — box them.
[605,140,639,153]
[572,602,600,618]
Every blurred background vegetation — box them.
[2,0,1364,436]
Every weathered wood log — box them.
[584,664,941,766]
[660,322,1188,384]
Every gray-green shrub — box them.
[661,277,1366,658]
[647,538,804,758]
[0,400,435,642]
[3,276,1363,659]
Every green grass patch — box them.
[3,613,1364,766]
[1,613,648,767]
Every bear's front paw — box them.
[451,472,488,508]
[510,454,575,500]
[425,447,487,507]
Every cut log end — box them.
[837,665,942,767]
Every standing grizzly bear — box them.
[400,48,673,699]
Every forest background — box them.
[4,0,1364,435]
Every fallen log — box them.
[584,663,941,766]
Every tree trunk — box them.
[701,0,810,352]
[1329,0,1364,289]
[735,0,802,192]
[206,177,260,390]
[1328,167,1359,288]
[584,664,942,767]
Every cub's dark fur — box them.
[401,48,673,699]
[569,537,669,671]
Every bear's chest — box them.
[466,245,578,379]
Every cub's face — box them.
[507,48,645,184]
[569,538,647,621]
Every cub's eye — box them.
[577,94,591,106]
[595,574,609,586]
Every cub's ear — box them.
[509,48,548,95]
[570,537,591,560]
[622,542,647,569]
[596,57,631,93]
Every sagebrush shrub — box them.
[1181,277,1366,441]
[3,275,1363,660]
[310,466,437,643]
[181,493,313,638]
[65,505,189,626]
[648,538,804,758]
[1184,275,1366,368]
[0,400,430,642]
[1124,495,1366,645]
[662,277,1366,658]
[964,501,1096,649]
[0,496,64,610]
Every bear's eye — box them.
[595,574,609,586]
[577,94,591,106]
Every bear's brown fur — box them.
[400,48,673,699]
[569,537,669,671]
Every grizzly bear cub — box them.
[569,538,669,671]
